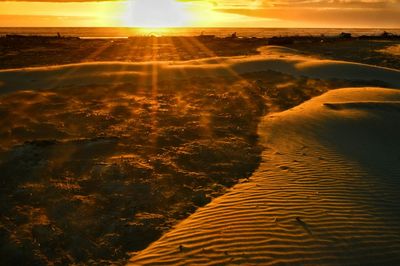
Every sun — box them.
[121,0,190,28]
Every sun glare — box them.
[121,0,190,28]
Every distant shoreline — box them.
[2,31,399,43]
[1,27,400,39]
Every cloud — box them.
[179,0,400,9]
[202,0,400,27]
[0,0,399,27]
[1,0,397,9]
[216,6,400,27]
[0,0,118,1]
[262,0,399,8]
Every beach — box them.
[0,34,399,265]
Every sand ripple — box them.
[129,87,400,265]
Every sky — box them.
[0,0,399,28]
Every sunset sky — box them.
[0,0,399,28]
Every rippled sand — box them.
[130,87,400,265]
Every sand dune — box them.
[0,46,399,93]
[1,46,400,265]
[129,87,400,265]
[378,44,400,56]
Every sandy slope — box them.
[379,44,400,56]
[129,87,400,265]
[0,46,399,93]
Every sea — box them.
[1,27,399,39]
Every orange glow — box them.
[0,0,398,28]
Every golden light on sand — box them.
[136,27,174,36]
[121,0,191,28]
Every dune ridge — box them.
[129,87,400,265]
[0,46,399,93]
[323,101,400,111]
